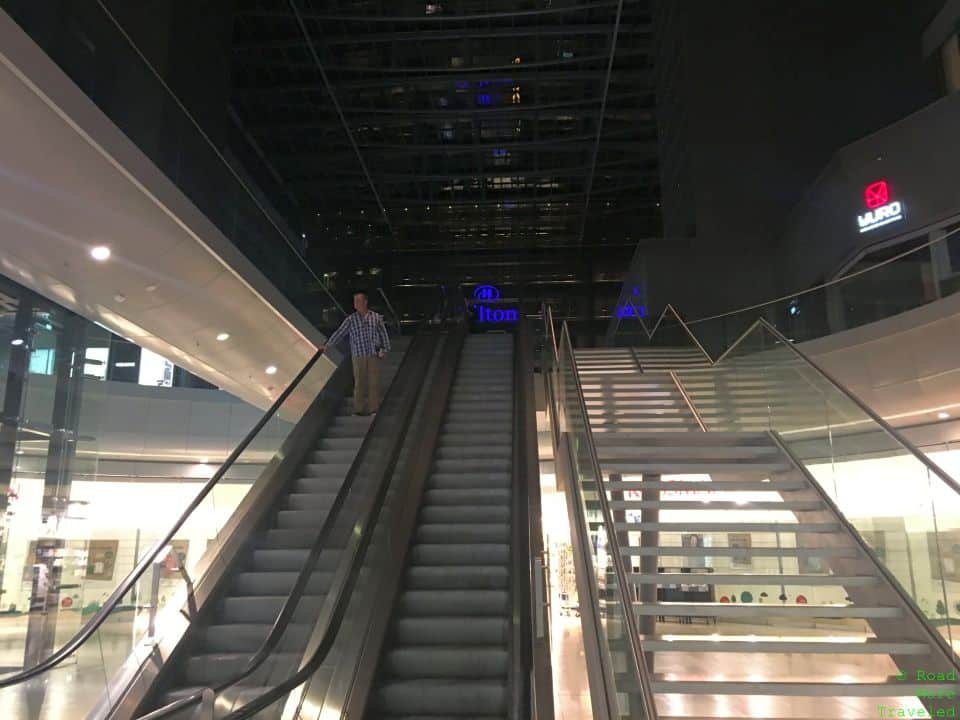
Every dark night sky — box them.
[651,0,945,314]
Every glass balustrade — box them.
[676,321,960,655]
[554,323,653,719]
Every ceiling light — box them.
[938,411,950,420]
[265,365,277,375]
[216,332,230,342]
[90,245,111,261]
[145,284,158,292]
[11,338,24,346]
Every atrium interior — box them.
[0,2,960,719]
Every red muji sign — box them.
[864,180,889,209]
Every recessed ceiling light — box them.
[938,411,950,420]
[145,284,158,292]
[216,332,230,342]
[90,245,111,261]
[265,365,277,375]
[10,338,24,346]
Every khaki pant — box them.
[351,355,381,414]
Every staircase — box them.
[369,333,514,719]
[572,346,958,719]
[149,343,408,719]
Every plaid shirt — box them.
[325,310,391,357]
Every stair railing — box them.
[543,312,659,719]
[676,315,960,663]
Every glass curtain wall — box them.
[0,274,277,683]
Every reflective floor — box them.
[0,612,137,720]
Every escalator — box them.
[366,333,515,718]
[145,350,407,716]
[0,323,551,720]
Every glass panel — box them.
[557,325,651,719]
[668,228,960,359]
[677,322,960,655]
[0,333,332,718]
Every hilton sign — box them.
[857,180,904,234]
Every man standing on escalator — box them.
[320,290,391,416]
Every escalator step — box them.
[284,492,336,511]
[410,544,509,566]
[232,571,333,597]
[201,623,312,654]
[406,565,509,590]
[420,506,509,524]
[293,475,343,493]
[384,647,508,678]
[416,523,510,544]
[432,460,511,474]
[423,489,510,506]
[394,617,509,646]
[220,594,325,624]
[435,446,512,461]
[375,679,507,716]
[182,652,299,686]
[397,590,509,617]
[261,527,320,549]
[275,509,326,529]
[427,472,510,489]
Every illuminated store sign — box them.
[857,180,904,233]
[471,284,517,323]
[473,285,501,301]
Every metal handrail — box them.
[742,317,960,497]
[615,225,960,332]
[669,370,707,432]
[0,348,327,688]
[769,431,960,668]
[558,320,660,719]
[621,300,715,364]
[138,330,433,719]
[683,224,960,327]
[542,343,618,719]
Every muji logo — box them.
[857,180,904,234]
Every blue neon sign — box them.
[476,305,518,323]
[616,304,647,319]
[471,284,517,323]
[473,285,501,301]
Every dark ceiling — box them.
[230,0,660,329]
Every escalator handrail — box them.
[137,329,434,719]
[377,287,404,335]
[722,316,960,498]
[0,348,327,688]
[558,320,660,719]
[206,322,467,720]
